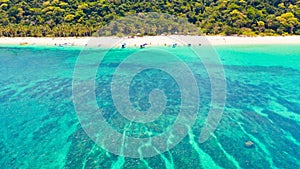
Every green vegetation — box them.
[98,13,201,37]
[0,0,299,37]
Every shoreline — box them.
[0,36,299,47]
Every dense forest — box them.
[0,0,299,37]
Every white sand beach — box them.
[206,36,300,45]
[0,36,299,47]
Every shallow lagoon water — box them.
[0,45,299,168]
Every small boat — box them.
[121,42,126,48]
[140,43,147,48]
[58,42,71,47]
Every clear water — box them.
[0,45,299,169]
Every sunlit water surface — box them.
[0,45,299,169]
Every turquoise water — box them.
[0,45,300,168]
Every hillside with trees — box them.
[0,0,299,37]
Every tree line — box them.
[0,0,299,37]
